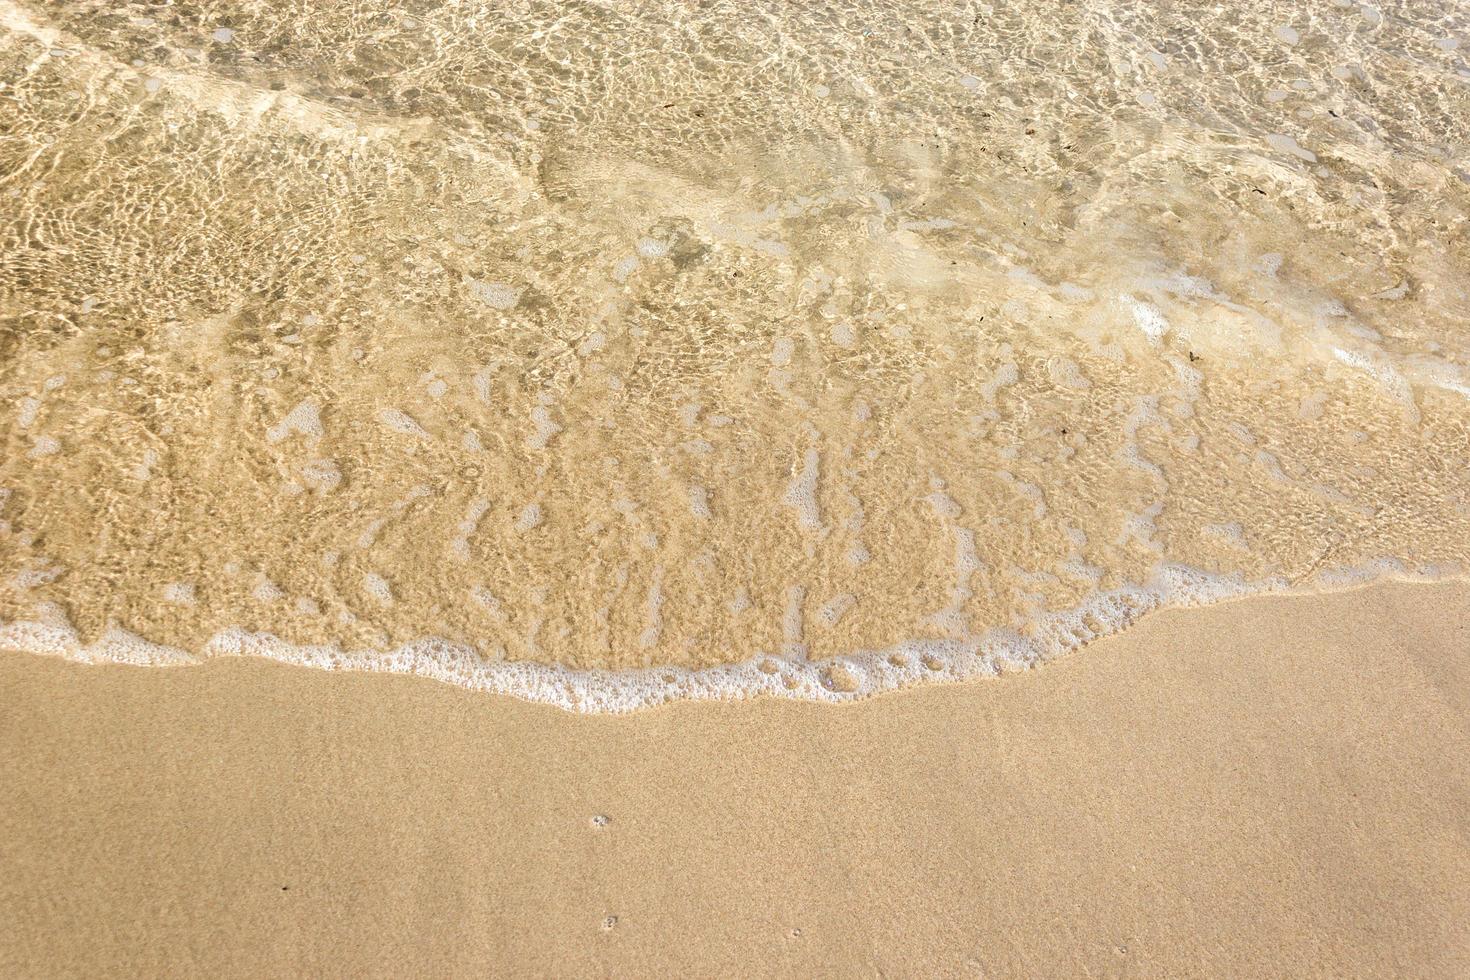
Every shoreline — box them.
[4,579,1468,977]
[1,561,1458,712]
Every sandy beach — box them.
[5,1,1470,975]
[4,579,1467,978]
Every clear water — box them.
[2,0,1469,708]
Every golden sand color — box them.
[2,1,1470,706]
[3,582,1468,977]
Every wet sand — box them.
[7,0,1470,691]
[3,579,1468,978]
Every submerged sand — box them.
[4,3,1468,972]
[4,1,1470,693]
[4,580,1467,978]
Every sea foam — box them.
[2,561,1455,713]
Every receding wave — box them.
[2,0,1468,710]
[3,561,1459,712]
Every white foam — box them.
[1118,501,1166,553]
[1266,133,1317,162]
[28,435,61,458]
[0,560,1455,713]
[817,593,856,628]
[687,484,712,519]
[363,572,394,604]
[925,490,962,519]
[356,516,388,549]
[782,447,824,532]
[130,448,160,481]
[466,278,519,309]
[514,502,543,532]
[1298,391,1328,420]
[1331,347,1418,422]
[782,584,807,658]
[527,402,562,449]
[1202,522,1250,550]
[1122,295,1169,342]
[252,579,284,602]
[267,400,323,443]
[162,582,197,605]
[981,362,1019,402]
[638,569,664,648]
[12,561,64,589]
[299,458,342,493]
[612,255,639,281]
[378,408,429,438]
[998,471,1047,519]
[636,237,668,259]
[1046,356,1091,390]
[470,585,503,617]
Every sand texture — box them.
[3,580,1468,978]
[6,0,1470,695]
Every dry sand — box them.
[3,580,1469,978]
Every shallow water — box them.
[2,0,1469,708]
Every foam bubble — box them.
[527,403,562,449]
[466,278,519,309]
[612,255,639,281]
[514,502,543,532]
[470,585,503,617]
[1266,133,1317,162]
[378,408,429,438]
[981,362,1019,402]
[1202,522,1249,550]
[782,585,807,658]
[688,484,712,519]
[28,435,61,458]
[636,238,668,259]
[252,580,284,602]
[638,570,664,648]
[13,561,64,589]
[162,582,196,605]
[782,448,823,532]
[1122,295,1169,342]
[267,400,323,443]
[363,572,394,604]
[925,490,962,519]
[817,593,856,627]
[299,458,342,493]
[1,557,1458,712]
[1046,357,1091,390]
